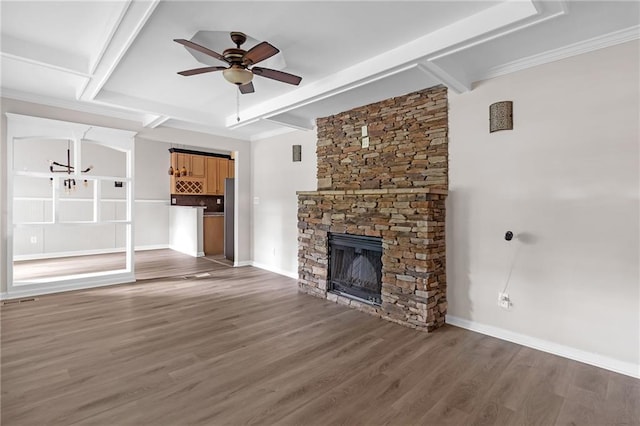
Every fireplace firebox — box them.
[328,233,382,304]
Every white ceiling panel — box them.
[1,56,88,100]
[0,1,638,142]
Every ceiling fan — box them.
[174,32,302,94]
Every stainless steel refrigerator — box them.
[224,178,234,261]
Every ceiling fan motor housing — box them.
[230,31,247,48]
[175,31,302,91]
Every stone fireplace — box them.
[297,86,448,331]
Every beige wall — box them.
[251,130,317,277]
[248,41,639,375]
[447,40,639,373]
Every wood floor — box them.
[2,254,639,425]
[13,249,232,281]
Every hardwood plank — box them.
[2,251,638,425]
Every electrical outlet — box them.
[30,236,37,244]
[498,292,511,310]
[217,199,221,204]
[362,136,370,148]
[171,198,177,205]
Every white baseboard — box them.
[168,245,201,258]
[446,315,640,379]
[234,260,253,267]
[136,244,170,251]
[250,261,298,279]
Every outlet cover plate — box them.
[498,292,511,310]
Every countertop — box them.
[170,205,223,216]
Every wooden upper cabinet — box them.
[205,157,230,195]
[228,160,235,178]
[205,157,219,195]
[170,152,207,195]
[175,153,190,175]
[216,158,228,195]
[170,151,231,196]
[173,153,205,178]
[190,155,206,178]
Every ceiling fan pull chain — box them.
[236,89,240,122]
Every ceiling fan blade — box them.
[243,42,279,65]
[178,66,227,76]
[239,82,255,94]
[174,39,229,64]
[252,67,302,85]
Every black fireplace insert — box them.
[328,233,382,304]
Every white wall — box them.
[1,98,252,293]
[447,40,639,376]
[251,130,317,277]
[169,206,204,257]
[11,133,173,259]
[133,137,172,249]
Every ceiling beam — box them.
[225,0,540,128]
[78,0,161,102]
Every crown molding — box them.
[481,25,640,81]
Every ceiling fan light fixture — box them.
[223,65,253,85]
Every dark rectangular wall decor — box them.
[298,85,449,332]
[292,144,302,162]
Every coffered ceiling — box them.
[1,1,638,141]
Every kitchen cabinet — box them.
[203,215,224,255]
[174,153,205,178]
[170,152,205,194]
[217,158,228,194]
[190,155,206,178]
[228,160,235,178]
[205,157,229,195]
[170,150,231,195]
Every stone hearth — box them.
[297,86,448,332]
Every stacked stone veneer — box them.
[298,86,448,331]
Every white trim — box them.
[6,113,137,296]
[136,244,170,251]
[446,315,640,379]
[1,93,147,129]
[168,245,204,258]
[482,25,640,81]
[416,63,470,94]
[234,260,252,267]
[79,0,161,101]
[143,115,170,129]
[251,262,298,279]
[2,271,135,300]
[13,244,169,261]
